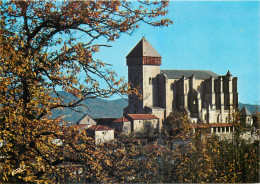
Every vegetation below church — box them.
[0,1,172,182]
[88,123,259,183]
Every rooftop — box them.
[87,125,114,131]
[70,124,89,130]
[127,114,159,120]
[161,70,219,79]
[126,37,161,58]
[113,116,130,123]
[240,106,251,116]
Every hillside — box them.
[52,96,128,123]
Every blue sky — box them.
[94,1,259,105]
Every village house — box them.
[76,114,97,127]
[124,114,160,133]
[112,117,131,134]
[240,106,253,126]
[86,125,114,145]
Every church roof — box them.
[126,37,161,58]
[161,70,219,79]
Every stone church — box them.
[124,37,239,130]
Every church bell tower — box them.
[124,37,162,114]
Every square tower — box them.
[124,37,161,114]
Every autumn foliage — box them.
[0,0,172,182]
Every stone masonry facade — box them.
[124,37,239,132]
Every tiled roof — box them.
[126,37,161,58]
[113,116,130,123]
[161,70,219,79]
[87,125,114,131]
[127,114,159,120]
[70,124,89,130]
[190,123,233,128]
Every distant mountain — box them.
[51,95,128,123]
[51,91,259,124]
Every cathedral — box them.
[124,37,239,131]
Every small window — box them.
[149,78,152,85]
[102,132,105,134]
[139,120,141,123]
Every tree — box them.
[135,120,157,139]
[164,111,191,138]
[0,1,172,182]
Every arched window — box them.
[149,78,151,85]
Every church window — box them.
[149,78,151,85]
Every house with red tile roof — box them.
[112,116,131,134]
[125,114,159,133]
[86,125,114,145]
